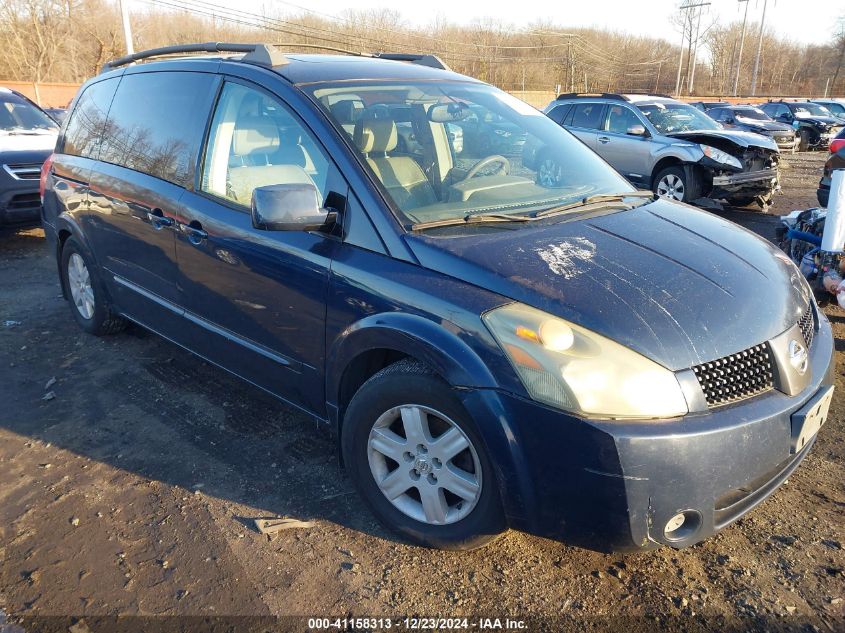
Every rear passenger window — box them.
[201,82,331,208]
[63,78,119,159]
[570,104,604,130]
[98,72,217,188]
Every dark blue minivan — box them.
[41,43,834,552]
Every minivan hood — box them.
[407,199,809,371]
[667,129,779,151]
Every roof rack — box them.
[101,42,287,72]
[372,53,451,71]
[101,42,452,74]
[556,92,630,101]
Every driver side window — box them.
[201,82,331,208]
[605,105,641,134]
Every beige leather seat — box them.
[353,119,436,210]
[227,117,316,204]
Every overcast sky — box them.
[266,0,839,46]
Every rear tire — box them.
[60,237,126,336]
[341,359,506,550]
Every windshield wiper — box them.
[533,191,655,219]
[411,212,531,231]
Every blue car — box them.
[42,43,834,552]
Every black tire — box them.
[60,237,126,336]
[653,165,701,203]
[341,359,506,550]
[798,129,811,152]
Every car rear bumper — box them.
[467,309,834,552]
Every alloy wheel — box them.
[67,252,95,320]
[367,404,482,525]
[656,173,685,201]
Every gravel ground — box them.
[1,152,843,632]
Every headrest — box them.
[232,116,279,156]
[330,100,360,125]
[354,119,398,154]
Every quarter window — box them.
[201,82,331,207]
[63,78,119,159]
[98,72,217,188]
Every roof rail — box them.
[372,53,451,71]
[101,42,287,72]
[556,92,630,101]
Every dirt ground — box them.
[1,152,843,633]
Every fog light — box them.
[664,513,686,534]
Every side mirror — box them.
[251,183,335,232]
[725,117,735,124]
[779,113,793,122]
[626,124,648,137]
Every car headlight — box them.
[700,145,743,169]
[483,303,689,419]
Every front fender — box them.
[326,311,500,410]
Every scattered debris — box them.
[254,517,316,535]
[2,320,21,327]
[44,377,56,390]
[42,391,56,401]
[69,620,93,633]
[70,516,80,527]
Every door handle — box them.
[180,221,208,245]
[147,208,174,230]
[598,136,610,144]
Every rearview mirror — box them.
[251,183,334,232]
[428,102,470,123]
[626,124,647,137]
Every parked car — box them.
[817,127,845,207]
[43,44,833,553]
[44,107,68,124]
[0,87,59,230]
[708,104,798,152]
[810,98,845,122]
[759,100,844,151]
[539,93,780,208]
[689,100,731,112]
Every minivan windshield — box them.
[307,81,633,228]
[637,102,720,134]
[0,93,59,133]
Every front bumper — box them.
[0,170,42,228]
[468,308,834,552]
[710,167,779,199]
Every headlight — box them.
[700,145,743,169]
[483,303,689,419]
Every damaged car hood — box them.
[668,129,778,151]
[407,199,809,371]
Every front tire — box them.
[60,237,126,336]
[341,359,505,550]
[654,166,700,203]
[798,129,811,152]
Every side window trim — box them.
[195,76,348,216]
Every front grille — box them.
[692,343,774,407]
[799,304,815,348]
[3,163,42,180]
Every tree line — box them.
[1,0,842,97]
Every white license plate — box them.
[791,385,834,454]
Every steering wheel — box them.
[462,154,510,181]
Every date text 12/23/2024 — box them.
[307,618,527,630]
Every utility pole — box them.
[675,2,709,96]
[119,0,134,55]
[688,3,706,94]
[750,0,769,96]
[732,0,750,96]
